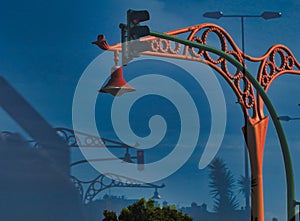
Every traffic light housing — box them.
[127,9,150,41]
[121,9,150,66]
[137,150,144,171]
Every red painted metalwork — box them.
[95,23,300,221]
[92,34,110,50]
[255,45,300,119]
[99,66,135,96]
[96,24,300,119]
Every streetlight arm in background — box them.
[203,11,281,19]
[278,116,300,122]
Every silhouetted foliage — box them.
[237,175,250,209]
[103,210,118,221]
[102,198,192,221]
[208,157,239,214]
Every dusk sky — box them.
[1,1,300,220]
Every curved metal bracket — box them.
[95,23,300,220]
[71,173,165,204]
[55,127,138,148]
[96,23,300,122]
[28,127,138,149]
[255,45,300,119]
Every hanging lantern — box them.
[99,66,135,96]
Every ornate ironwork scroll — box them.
[255,45,300,119]
[71,173,164,204]
[93,21,300,221]
[95,23,300,122]
[55,127,136,148]
[27,127,136,149]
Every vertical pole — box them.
[241,16,251,216]
[120,23,128,66]
[241,17,245,63]
[298,203,300,221]
[295,201,300,221]
[244,143,250,211]
[242,17,265,221]
[244,117,268,221]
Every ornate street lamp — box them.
[203,11,281,20]
[203,11,281,220]
[93,37,136,96]
[99,65,135,96]
[94,9,300,221]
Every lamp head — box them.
[123,148,133,163]
[99,66,135,96]
[203,11,223,19]
[261,11,281,20]
[278,116,291,121]
[152,188,161,199]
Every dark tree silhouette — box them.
[102,198,192,221]
[208,157,239,215]
[103,210,118,221]
[237,175,251,210]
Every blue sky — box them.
[1,0,300,220]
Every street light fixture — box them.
[152,187,162,199]
[278,116,300,122]
[203,11,281,63]
[99,65,135,96]
[94,9,300,221]
[203,11,281,19]
[261,12,282,20]
[278,103,300,121]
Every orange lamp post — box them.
[94,10,300,221]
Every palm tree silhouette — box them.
[208,157,239,216]
[237,175,251,210]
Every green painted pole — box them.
[149,30,295,221]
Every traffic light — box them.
[127,9,150,41]
[121,9,150,66]
[137,150,144,171]
[123,148,133,163]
